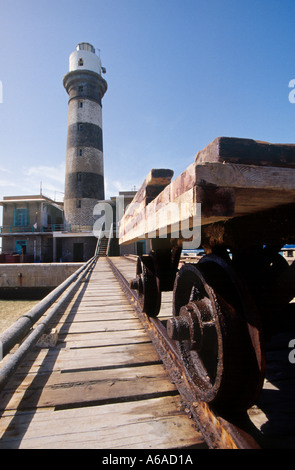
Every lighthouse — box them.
[63,42,107,229]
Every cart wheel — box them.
[130,255,161,317]
[168,256,265,412]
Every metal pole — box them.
[0,258,96,393]
[0,256,96,358]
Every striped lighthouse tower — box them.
[63,42,107,229]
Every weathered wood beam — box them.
[119,137,295,246]
[119,163,197,244]
[195,136,295,168]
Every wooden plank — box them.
[128,168,174,207]
[195,162,295,192]
[16,343,162,374]
[3,363,164,394]
[119,138,295,245]
[119,163,197,244]
[0,395,206,449]
[195,136,295,168]
[56,311,137,324]
[58,318,145,334]
[195,163,295,221]
[118,169,174,245]
[107,258,136,281]
[58,329,151,348]
[158,291,173,320]
[0,364,177,411]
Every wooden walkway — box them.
[0,257,206,449]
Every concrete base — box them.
[0,263,83,299]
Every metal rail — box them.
[106,223,113,256]
[0,255,97,392]
[107,256,263,450]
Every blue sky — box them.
[0,0,295,207]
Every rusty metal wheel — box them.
[168,255,265,412]
[130,255,161,317]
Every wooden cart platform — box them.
[117,136,295,429]
[119,137,295,250]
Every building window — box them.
[79,101,83,108]
[78,123,83,131]
[77,173,82,182]
[78,58,84,66]
[77,148,82,156]
[13,208,28,226]
[78,86,83,92]
[77,199,81,208]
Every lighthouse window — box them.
[79,101,83,108]
[77,148,82,156]
[78,123,83,131]
[78,86,83,92]
[78,58,84,66]
[76,199,81,208]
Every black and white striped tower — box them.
[63,42,107,228]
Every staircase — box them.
[97,236,109,257]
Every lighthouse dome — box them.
[69,42,102,74]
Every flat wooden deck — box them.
[0,257,205,449]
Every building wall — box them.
[58,236,97,262]
[0,262,84,298]
[63,198,101,229]
[0,263,83,288]
[2,200,63,230]
[2,201,41,227]
[41,203,63,229]
[1,199,63,262]
[67,97,103,128]
[2,235,53,262]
